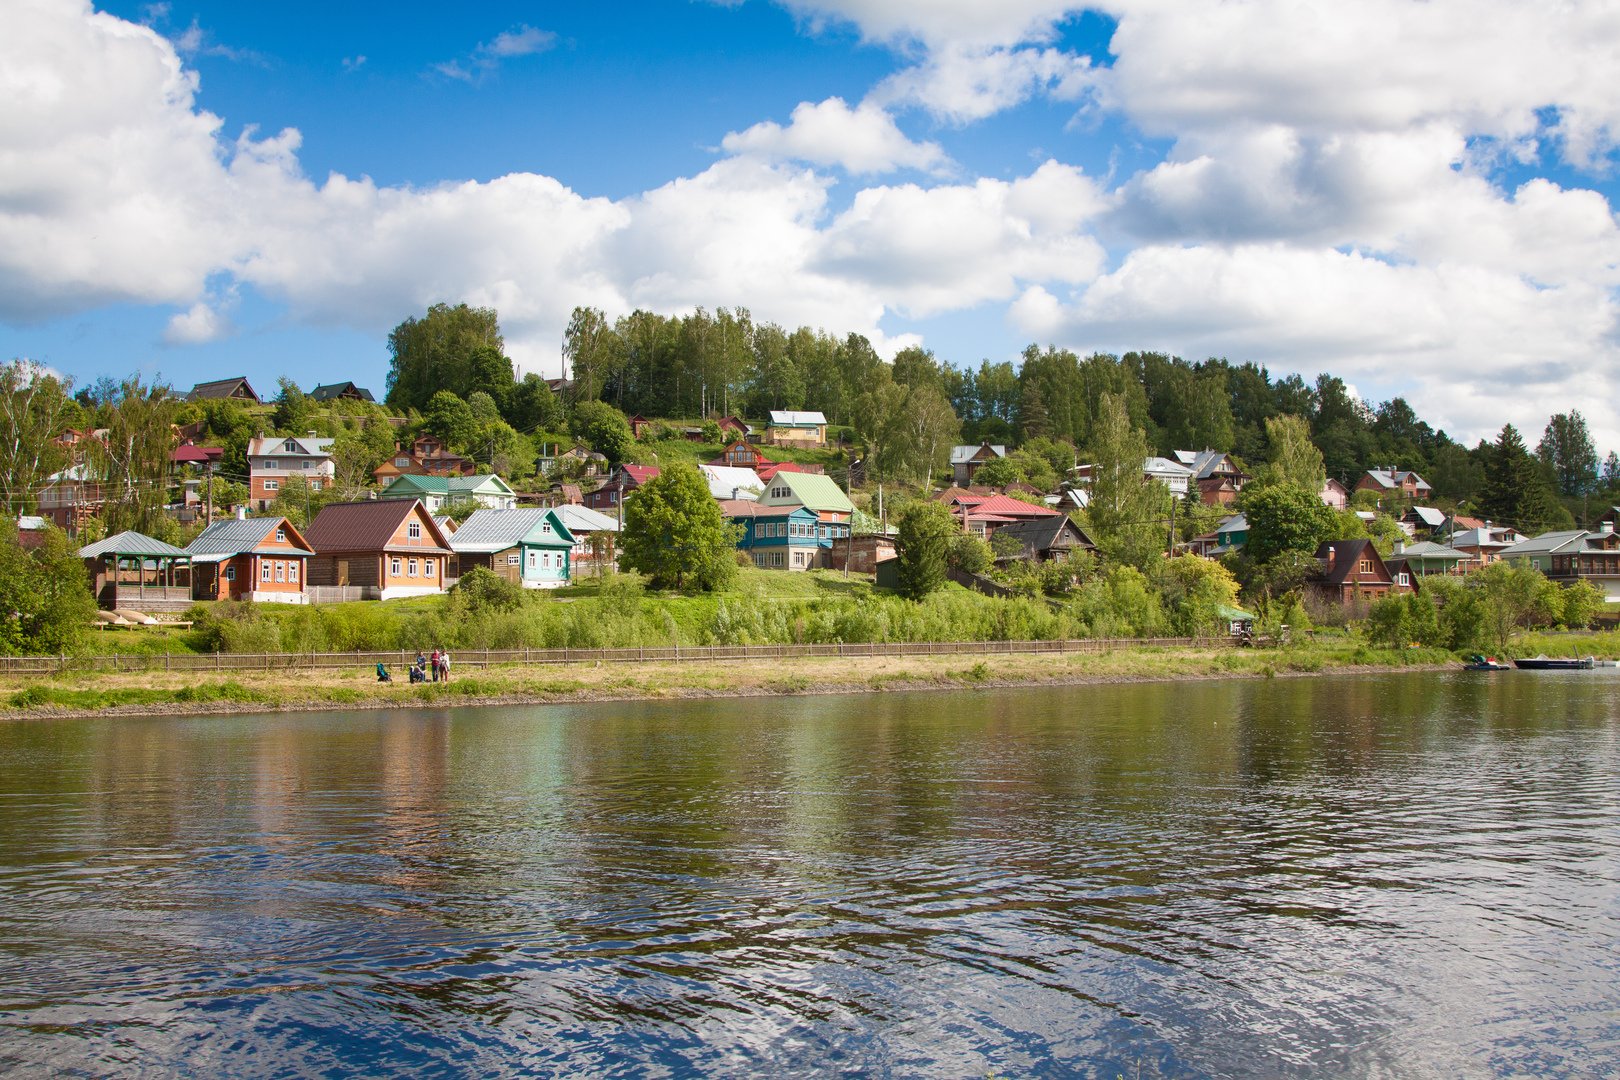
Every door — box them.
[337,559,350,586]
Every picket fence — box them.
[0,636,1227,676]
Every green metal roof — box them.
[78,531,191,559]
[761,471,854,513]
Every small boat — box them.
[1463,654,1511,671]
[1512,655,1596,671]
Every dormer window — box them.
[1359,559,1373,575]
[408,522,421,539]
[283,440,297,452]
[275,528,286,542]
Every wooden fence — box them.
[0,637,1227,676]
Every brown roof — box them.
[303,499,452,555]
[1313,539,1383,585]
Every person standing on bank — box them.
[439,650,451,683]
[430,648,440,682]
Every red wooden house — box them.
[1306,539,1414,607]
[304,499,453,600]
[186,515,314,604]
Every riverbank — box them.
[0,644,1459,721]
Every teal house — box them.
[448,508,575,588]
[378,473,518,513]
[719,500,826,570]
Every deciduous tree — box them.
[620,462,740,592]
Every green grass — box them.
[8,680,267,710]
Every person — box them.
[430,648,441,682]
[376,662,391,682]
[439,649,451,683]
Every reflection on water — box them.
[0,673,1617,1076]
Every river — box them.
[0,672,1616,1077]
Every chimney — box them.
[1325,546,1337,569]
[1393,539,1405,555]
[235,506,247,520]
[1602,521,1614,535]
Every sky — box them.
[6,0,1620,456]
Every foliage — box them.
[89,376,181,536]
[1238,480,1341,567]
[0,519,95,655]
[1071,565,1166,637]
[1366,591,1443,649]
[948,532,993,575]
[1082,392,1169,570]
[620,461,741,591]
[1472,560,1559,650]
[895,500,958,600]
[1537,411,1598,497]
[1555,579,1605,629]
[572,400,636,465]
[0,360,75,516]
[385,303,512,414]
[452,566,526,612]
[1260,414,1326,493]
[1481,424,1572,535]
[1159,554,1242,635]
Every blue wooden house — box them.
[448,508,576,588]
[720,500,825,570]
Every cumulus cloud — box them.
[869,44,1097,124]
[777,0,1077,49]
[162,297,231,345]
[721,97,950,174]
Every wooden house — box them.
[304,499,452,599]
[1306,539,1413,607]
[950,443,1007,486]
[1502,526,1620,607]
[756,471,855,540]
[1384,539,1470,582]
[721,500,826,570]
[309,382,376,403]
[377,473,517,512]
[1356,468,1433,502]
[372,435,475,482]
[449,508,576,588]
[764,410,828,448]
[989,516,1097,562]
[185,376,262,404]
[78,531,193,612]
[186,515,314,604]
[710,439,771,469]
[1175,450,1248,505]
[1319,477,1350,510]
[583,465,660,511]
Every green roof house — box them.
[755,470,854,546]
[377,473,517,512]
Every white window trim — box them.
[391,557,402,576]
[288,562,298,582]
[407,559,418,577]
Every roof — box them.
[1313,539,1380,585]
[1501,530,1593,557]
[380,473,515,497]
[950,491,1059,518]
[699,465,764,500]
[1216,513,1248,535]
[1363,468,1431,490]
[1144,456,1195,479]
[450,508,574,553]
[552,504,619,533]
[170,444,222,465]
[46,464,97,483]
[759,471,855,513]
[1175,450,1239,480]
[1450,527,1518,550]
[719,499,812,519]
[309,382,376,402]
[619,464,661,487]
[79,531,191,559]
[990,515,1095,552]
[186,376,261,403]
[1404,506,1447,527]
[304,500,451,554]
[248,435,335,458]
[17,515,46,530]
[1387,541,1469,564]
[950,444,1006,465]
[767,410,827,427]
[186,516,312,557]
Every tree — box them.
[895,500,958,600]
[894,383,960,491]
[272,378,316,435]
[1482,424,1571,534]
[421,391,477,451]
[90,376,179,536]
[1159,554,1242,635]
[571,400,635,465]
[0,518,95,655]
[1238,481,1341,568]
[1471,560,1558,650]
[506,373,564,435]
[385,303,505,412]
[619,462,740,591]
[1261,414,1326,493]
[1538,411,1598,497]
[948,532,993,575]
[1082,393,1168,569]
[0,360,75,516]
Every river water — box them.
[0,672,1616,1077]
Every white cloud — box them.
[869,44,1097,124]
[777,0,1077,49]
[162,298,230,345]
[721,97,949,174]
[431,23,556,83]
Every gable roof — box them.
[950,444,1006,465]
[1363,468,1431,490]
[699,464,764,500]
[1145,455,1196,479]
[1313,539,1384,584]
[248,435,335,458]
[719,499,815,520]
[551,504,619,533]
[379,473,516,497]
[185,377,261,403]
[309,381,376,402]
[619,464,661,487]
[767,410,827,427]
[760,470,855,513]
[79,531,191,559]
[304,499,451,553]
[450,508,575,553]
[1174,449,1241,480]
[1501,529,1593,557]
[185,516,312,557]
[1387,540,1469,564]
[1403,506,1447,527]
[990,515,1095,552]
[709,439,770,465]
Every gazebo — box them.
[78,531,193,612]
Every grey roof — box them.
[1387,541,1469,563]
[450,508,574,553]
[184,517,311,557]
[991,515,1095,554]
[17,515,45,530]
[1502,530,1595,557]
[698,464,763,500]
[248,435,335,458]
[79,531,191,559]
[950,444,1006,465]
[1144,456,1195,479]
[1404,506,1447,527]
[768,410,827,427]
[1364,468,1431,490]
[1175,449,1237,480]
[309,382,375,402]
[1216,513,1248,535]
[552,504,619,533]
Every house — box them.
[1190,513,1249,556]
[78,531,194,612]
[1306,539,1413,606]
[698,464,764,502]
[756,471,855,540]
[185,514,314,604]
[950,443,1007,486]
[37,463,104,534]
[827,533,897,574]
[1320,478,1350,510]
[372,435,476,483]
[247,434,336,512]
[989,516,1097,562]
[1144,456,1196,498]
[935,487,1059,538]
[756,460,824,483]
[1384,539,1471,581]
[764,410,828,447]
[628,414,655,439]
[433,515,458,538]
[554,445,608,478]
[552,503,620,575]
[185,377,262,404]
[1399,506,1447,537]
[15,515,48,550]
[1448,523,1524,565]
[1356,468,1433,502]
[309,382,376,403]
[711,439,771,469]
[304,499,452,599]
[1501,526,1620,606]
[583,464,660,512]
[170,441,224,469]
[449,508,576,588]
[721,500,826,570]
[714,415,751,439]
[377,473,517,512]
[1175,450,1248,505]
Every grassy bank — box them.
[1,641,1458,720]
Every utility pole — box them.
[205,462,214,526]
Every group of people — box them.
[409,649,451,683]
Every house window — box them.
[261,460,277,470]
[288,562,298,582]
[1397,572,1410,586]
[408,522,421,539]
[261,562,272,582]
[528,551,538,567]
[395,457,410,467]
[391,557,402,576]
[264,479,278,491]
[302,460,311,469]
[310,481,322,492]
[408,559,418,577]
[275,562,285,582]
[425,561,434,578]
[224,566,236,581]
[1359,559,1372,575]
[508,553,521,565]
[541,521,552,533]
[283,441,297,452]
[276,528,286,542]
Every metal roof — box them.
[449,508,573,553]
[1501,530,1592,556]
[950,444,1006,464]
[78,531,191,559]
[304,499,451,554]
[768,410,827,426]
[248,435,335,458]
[185,516,312,557]
[758,471,855,513]
[380,474,515,496]
[551,504,619,533]
[698,465,763,500]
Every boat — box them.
[1463,654,1511,671]
[1512,655,1596,671]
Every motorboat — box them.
[1462,654,1511,671]
[1512,655,1596,670]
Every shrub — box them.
[453,566,526,613]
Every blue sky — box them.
[6,0,1620,453]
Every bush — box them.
[453,566,526,612]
